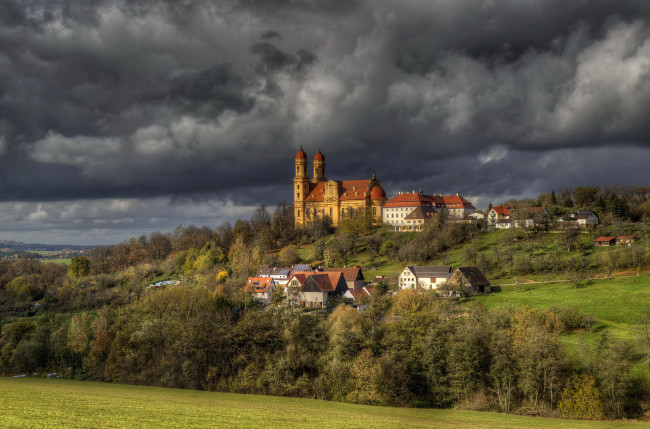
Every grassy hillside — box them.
[0,377,642,428]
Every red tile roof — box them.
[384,193,436,208]
[305,179,383,202]
[324,267,363,282]
[594,236,616,242]
[244,277,274,293]
[384,193,474,209]
[295,149,307,159]
[491,206,513,216]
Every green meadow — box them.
[469,275,650,339]
[0,377,644,428]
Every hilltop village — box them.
[2,150,650,422]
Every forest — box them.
[2,186,650,421]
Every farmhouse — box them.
[297,272,348,308]
[446,267,491,295]
[399,265,452,290]
[324,267,365,290]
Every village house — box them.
[558,211,599,228]
[244,277,276,305]
[399,265,452,290]
[445,267,491,295]
[324,267,365,290]
[487,205,513,226]
[297,272,348,308]
[594,236,616,246]
[343,285,376,302]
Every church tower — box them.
[312,148,326,183]
[294,147,309,226]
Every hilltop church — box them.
[293,148,386,227]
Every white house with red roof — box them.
[382,191,475,231]
[244,277,277,305]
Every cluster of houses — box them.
[379,190,604,234]
[484,206,600,230]
[245,263,491,307]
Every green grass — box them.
[469,275,650,340]
[48,258,72,265]
[0,378,643,428]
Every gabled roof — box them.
[491,206,513,216]
[324,267,363,282]
[408,266,452,277]
[404,205,437,220]
[288,271,313,286]
[562,210,598,220]
[453,267,490,287]
[594,236,616,242]
[244,277,275,293]
[301,272,344,293]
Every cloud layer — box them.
[1,0,650,243]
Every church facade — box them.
[293,148,386,227]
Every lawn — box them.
[0,377,643,428]
[468,275,650,340]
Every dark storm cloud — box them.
[1,0,650,243]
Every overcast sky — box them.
[2,0,650,244]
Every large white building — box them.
[383,192,476,231]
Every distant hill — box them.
[0,240,97,252]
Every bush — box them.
[558,375,605,420]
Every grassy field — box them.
[469,275,650,337]
[0,377,645,428]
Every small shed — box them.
[447,267,491,294]
[617,236,638,245]
[594,236,616,246]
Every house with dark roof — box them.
[244,277,277,304]
[558,211,599,228]
[298,272,348,308]
[446,267,491,295]
[324,266,365,290]
[399,265,452,290]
